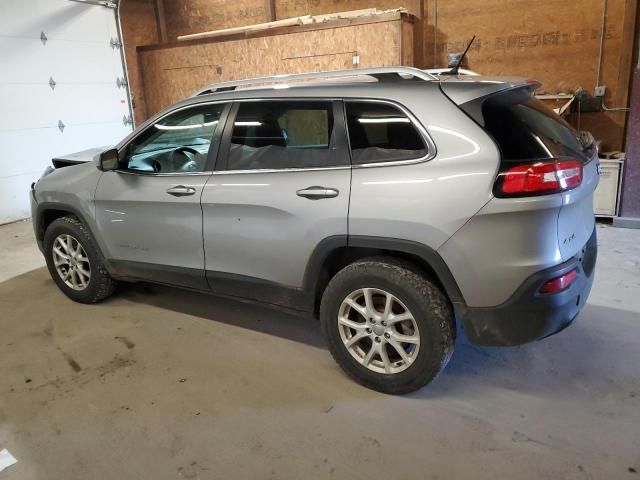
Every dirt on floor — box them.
[0,222,639,479]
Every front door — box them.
[201,100,351,307]
[94,102,229,289]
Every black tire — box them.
[43,216,116,303]
[320,257,455,394]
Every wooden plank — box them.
[412,0,424,67]
[177,8,399,41]
[177,16,311,41]
[264,0,276,22]
[139,12,406,52]
[154,0,167,43]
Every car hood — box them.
[52,146,111,168]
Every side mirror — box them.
[99,148,119,171]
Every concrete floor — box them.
[0,220,639,479]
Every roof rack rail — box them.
[193,66,437,96]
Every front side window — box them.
[226,101,342,170]
[345,102,427,165]
[123,103,225,173]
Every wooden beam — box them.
[154,0,168,43]
[413,0,424,68]
[264,0,276,22]
[413,0,424,19]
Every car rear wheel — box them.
[320,257,455,394]
[44,216,116,303]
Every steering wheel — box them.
[168,146,201,172]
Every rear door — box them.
[201,99,351,307]
[94,102,229,289]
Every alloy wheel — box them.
[337,288,420,374]
[52,234,91,291]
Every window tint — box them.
[345,102,427,165]
[123,104,225,173]
[462,88,594,162]
[226,101,342,170]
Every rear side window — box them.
[226,101,344,170]
[345,102,427,165]
[462,88,595,162]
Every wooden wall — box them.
[120,0,161,124]
[136,13,412,116]
[427,0,637,151]
[120,0,638,150]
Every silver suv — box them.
[30,67,598,394]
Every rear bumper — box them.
[460,226,597,346]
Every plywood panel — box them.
[425,0,637,149]
[138,18,408,117]
[120,0,159,124]
[355,21,402,67]
[163,0,267,40]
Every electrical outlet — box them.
[595,85,606,97]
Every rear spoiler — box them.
[439,77,541,106]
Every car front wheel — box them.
[44,216,116,303]
[320,257,455,394]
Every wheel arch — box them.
[35,203,88,242]
[35,203,111,267]
[304,236,466,317]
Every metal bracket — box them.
[116,77,128,88]
[40,32,47,45]
[122,115,133,127]
[58,120,65,133]
[49,77,56,90]
[110,37,122,50]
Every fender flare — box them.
[302,235,467,315]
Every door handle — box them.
[296,186,339,200]
[166,185,197,197]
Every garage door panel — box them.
[0,121,127,179]
[0,83,129,131]
[0,129,62,179]
[0,39,119,84]
[0,0,111,43]
[0,172,40,224]
[59,122,130,153]
[0,0,132,223]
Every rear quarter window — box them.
[345,102,427,165]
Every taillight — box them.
[539,269,578,294]
[495,159,583,197]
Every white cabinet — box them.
[594,159,624,217]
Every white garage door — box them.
[0,0,133,224]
